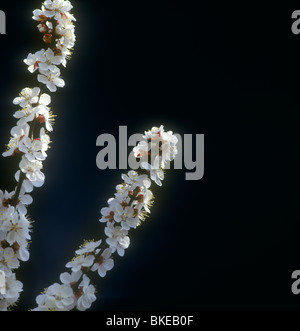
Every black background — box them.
[0,0,299,311]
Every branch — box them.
[32,126,178,311]
[0,0,76,311]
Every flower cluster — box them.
[26,0,76,92]
[134,125,178,186]
[0,88,52,311]
[0,0,76,311]
[0,200,29,310]
[33,126,178,311]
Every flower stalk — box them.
[0,0,76,311]
[0,0,179,312]
[33,125,178,311]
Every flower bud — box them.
[43,33,52,44]
[38,23,48,33]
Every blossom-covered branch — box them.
[33,126,178,311]
[0,0,76,311]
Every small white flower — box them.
[0,247,20,277]
[38,67,65,92]
[34,294,57,311]
[35,105,54,132]
[2,124,30,158]
[108,203,139,230]
[76,275,96,311]
[3,274,23,303]
[1,211,31,245]
[91,248,114,278]
[136,125,178,167]
[32,9,47,22]
[19,156,45,187]
[99,206,116,224]
[141,160,164,186]
[143,125,164,140]
[75,240,102,256]
[122,171,151,190]
[114,184,130,201]
[44,0,73,15]
[13,87,40,108]
[105,222,130,257]
[24,50,46,73]
[60,270,82,286]
[136,188,153,214]
[38,48,64,72]
[133,140,149,160]
[120,208,140,231]
[14,106,37,127]
[66,255,95,273]
[19,136,46,162]
[109,201,125,224]
[36,283,75,311]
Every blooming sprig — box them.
[1,0,179,312]
[134,125,178,186]
[26,0,76,92]
[33,126,178,311]
[0,0,76,311]
[0,202,31,310]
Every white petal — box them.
[38,74,48,84]
[47,82,57,93]
[54,77,65,88]
[39,93,51,105]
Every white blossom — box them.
[35,283,75,311]
[105,222,130,257]
[114,184,130,200]
[13,106,37,127]
[38,67,65,92]
[91,248,114,278]
[13,87,40,108]
[24,50,46,73]
[44,0,73,17]
[66,255,95,273]
[121,171,151,190]
[3,273,23,304]
[121,211,140,231]
[141,160,164,186]
[75,240,102,256]
[0,247,20,277]
[76,275,96,311]
[19,137,46,162]
[60,270,82,286]
[38,48,64,72]
[19,156,45,187]
[99,206,116,224]
[1,211,31,245]
[2,125,30,158]
[32,9,47,22]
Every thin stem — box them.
[11,172,26,207]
